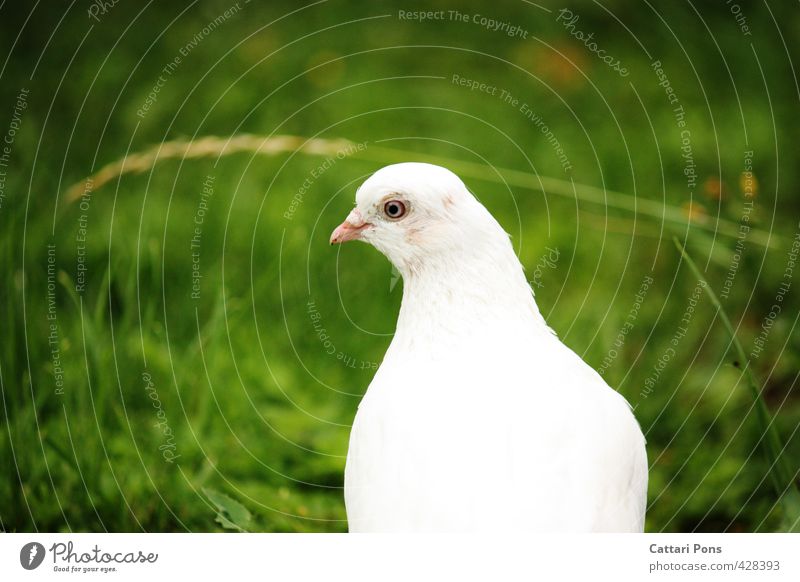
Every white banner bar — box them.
[1,533,798,581]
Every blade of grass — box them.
[61,135,779,249]
[673,237,800,530]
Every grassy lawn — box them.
[1,0,799,532]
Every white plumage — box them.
[330,163,647,532]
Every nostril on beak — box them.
[330,220,369,244]
[330,209,370,244]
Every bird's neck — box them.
[392,245,551,352]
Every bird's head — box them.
[330,163,510,275]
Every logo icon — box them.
[20,542,46,570]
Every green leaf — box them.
[203,487,252,532]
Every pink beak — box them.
[330,209,371,244]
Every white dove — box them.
[330,163,647,532]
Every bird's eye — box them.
[383,200,407,220]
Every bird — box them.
[330,162,647,532]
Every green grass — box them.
[1,0,799,532]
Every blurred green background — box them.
[1,0,799,532]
